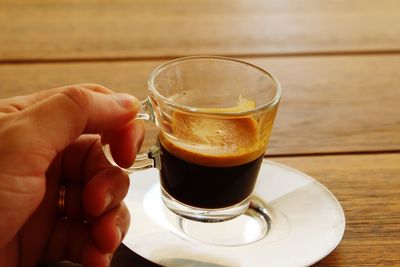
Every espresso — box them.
[159,141,264,209]
[158,107,267,209]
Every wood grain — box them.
[0,55,399,155]
[1,0,400,61]
[273,153,400,266]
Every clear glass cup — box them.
[103,56,281,223]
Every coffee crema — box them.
[159,109,266,167]
[158,100,269,208]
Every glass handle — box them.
[102,97,160,173]
[136,97,155,122]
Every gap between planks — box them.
[1,49,400,65]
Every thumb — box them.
[18,86,140,159]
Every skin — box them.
[0,84,145,267]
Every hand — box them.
[0,84,145,267]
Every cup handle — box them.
[102,97,161,173]
[136,97,155,122]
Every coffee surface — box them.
[160,98,266,167]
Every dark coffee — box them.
[159,141,264,209]
[157,108,269,209]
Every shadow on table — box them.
[37,244,161,267]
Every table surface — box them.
[1,1,399,266]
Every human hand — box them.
[0,84,145,267]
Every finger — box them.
[63,182,84,220]
[105,119,145,168]
[81,240,112,267]
[60,135,104,183]
[44,220,112,267]
[82,167,130,218]
[62,125,144,182]
[44,219,89,262]
[90,203,130,253]
[15,85,140,163]
[44,203,130,266]
[60,136,130,219]
[0,83,112,113]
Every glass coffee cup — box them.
[103,56,281,223]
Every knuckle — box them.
[79,83,111,93]
[0,96,25,113]
[61,86,93,112]
[0,105,19,113]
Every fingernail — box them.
[104,192,113,210]
[113,93,139,110]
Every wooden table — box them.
[1,1,399,266]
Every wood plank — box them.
[1,0,400,61]
[0,55,399,155]
[252,55,400,155]
[272,153,400,266]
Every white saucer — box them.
[123,160,345,267]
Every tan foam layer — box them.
[160,113,266,167]
[159,96,268,166]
